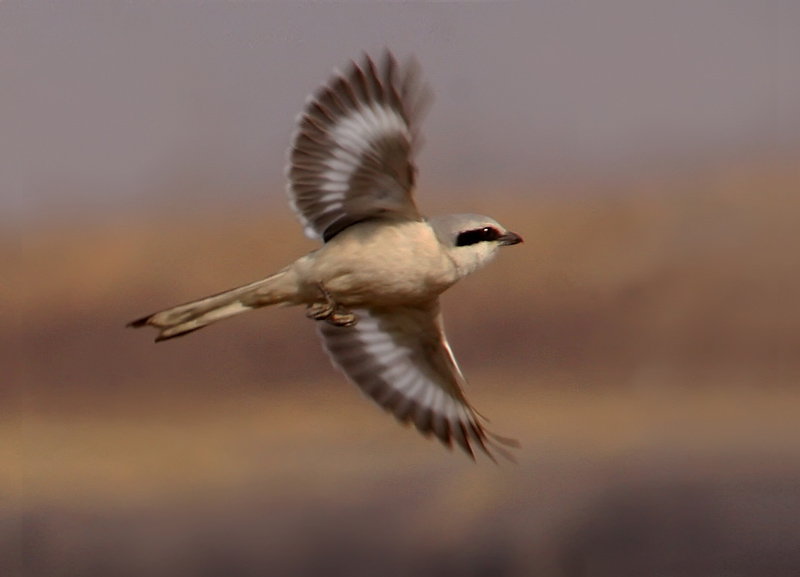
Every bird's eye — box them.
[456,227,501,246]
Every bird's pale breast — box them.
[303,220,456,307]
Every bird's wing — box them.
[286,51,431,242]
[317,302,518,461]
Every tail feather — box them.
[127,269,295,341]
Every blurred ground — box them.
[3,161,800,576]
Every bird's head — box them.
[429,213,523,278]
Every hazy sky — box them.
[2,1,800,218]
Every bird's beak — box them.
[499,231,523,246]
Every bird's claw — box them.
[306,301,334,320]
[306,284,358,327]
[326,310,357,327]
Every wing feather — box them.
[317,303,516,460]
[286,51,430,242]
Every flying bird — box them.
[129,52,522,460]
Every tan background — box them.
[3,2,800,576]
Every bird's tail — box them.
[127,269,297,341]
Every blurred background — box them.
[3,2,800,576]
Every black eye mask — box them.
[455,227,501,247]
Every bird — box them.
[128,51,523,461]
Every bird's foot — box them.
[306,301,335,321]
[326,309,357,327]
[305,283,358,327]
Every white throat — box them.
[447,243,500,280]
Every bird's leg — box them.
[305,282,336,320]
[305,283,358,327]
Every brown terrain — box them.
[3,161,800,576]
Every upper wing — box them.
[317,303,518,461]
[286,51,431,242]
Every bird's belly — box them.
[324,266,447,307]
[307,222,455,307]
